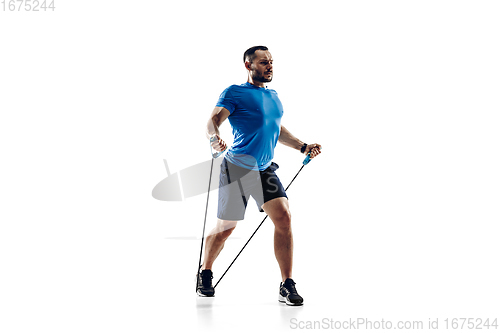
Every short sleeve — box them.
[215,86,237,114]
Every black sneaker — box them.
[278,278,303,306]
[196,268,215,297]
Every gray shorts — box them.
[217,158,288,221]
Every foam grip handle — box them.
[210,136,226,159]
[303,152,312,165]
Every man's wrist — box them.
[300,143,308,153]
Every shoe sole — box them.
[197,290,214,297]
[278,294,303,306]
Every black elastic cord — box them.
[196,157,215,291]
[213,163,306,289]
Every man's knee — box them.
[216,219,237,238]
[274,209,292,231]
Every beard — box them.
[251,70,273,83]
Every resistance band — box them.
[197,136,315,290]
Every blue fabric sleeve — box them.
[215,86,237,114]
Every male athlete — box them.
[197,46,322,306]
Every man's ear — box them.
[245,61,252,71]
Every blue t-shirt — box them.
[216,82,284,171]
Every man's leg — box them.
[262,197,303,306]
[202,219,238,270]
[261,197,293,282]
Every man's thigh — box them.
[252,162,288,212]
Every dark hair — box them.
[243,46,269,63]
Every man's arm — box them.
[206,107,230,151]
[278,125,322,158]
[278,125,305,150]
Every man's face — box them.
[247,50,273,83]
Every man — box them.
[197,46,322,306]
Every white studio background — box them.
[0,1,499,332]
